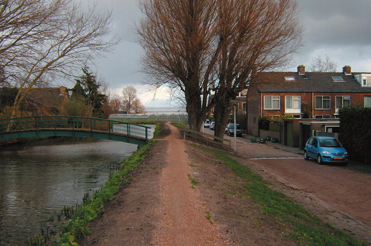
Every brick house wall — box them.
[247,66,371,137]
[247,91,371,137]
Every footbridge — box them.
[0,116,153,145]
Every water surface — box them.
[0,137,137,245]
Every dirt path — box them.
[150,123,231,245]
[80,123,370,245]
[80,123,233,245]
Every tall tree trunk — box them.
[214,96,232,139]
[185,86,203,131]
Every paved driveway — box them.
[203,127,371,241]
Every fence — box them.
[181,128,231,149]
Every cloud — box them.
[291,0,371,72]
[108,85,181,107]
[72,0,371,106]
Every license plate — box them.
[334,157,343,160]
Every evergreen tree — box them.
[74,67,107,118]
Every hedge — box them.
[339,108,371,164]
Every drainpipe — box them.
[312,92,314,118]
[260,93,263,116]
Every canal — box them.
[0,137,138,245]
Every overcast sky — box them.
[75,0,371,107]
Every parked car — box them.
[225,123,242,137]
[204,120,210,128]
[304,136,348,165]
[209,122,215,130]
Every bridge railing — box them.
[0,116,151,140]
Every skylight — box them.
[284,76,296,81]
[332,76,344,82]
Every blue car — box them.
[304,136,348,165]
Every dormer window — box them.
[363,77,370,86]
[284,76,295,82]
[354,74,371,87]
[332,76,344,82]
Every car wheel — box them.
[304,151,309,160]
[317,155,323,164]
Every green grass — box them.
[206,211,213,224]
[54,140,155,245]
[188,174,200,188]
[194,144,368,246]
[152,123,163,139]
[173,123,187,128]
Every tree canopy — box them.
[309,55,337,72]
[0,0,116,119]
[122,86,145,114]
[73,67,106,118]
[138,0,302,136]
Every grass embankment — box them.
[25,121,161,246]
[195,144,368,246]
[27,140,155,246]
[28,121,162,245]
[56,122,161,245]
[58,140,154,245]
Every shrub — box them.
[339,108,371,164]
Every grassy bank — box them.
[195,144,368,246]
[26,140,154,246]
[58,140,154,245]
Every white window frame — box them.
[335,96,351,114]
[284,76,296,82]
[362,77,371,87]
[332,76,344,82]
[315,96,331,110]
[264,96,280,110]
[285,95,301,114]
[365,96,371,108]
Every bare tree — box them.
[0,0,117,120]
[309,55,337,72]
[138,0,302,136]
[122,86,145,114]
[132,98,146,113]
[110,98,122,112]
[102,96,122,118]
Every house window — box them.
[264,96,280,110]
[315,96,331,109]
[285,96,301,114]
[284,76,296,82]
[365,96,371,108]
[326,127,340,133]
[332,76,344,82]
[362,77,371,86]
[335,96,351,114]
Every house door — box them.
[286,122,293,146]
[302,124,311,149]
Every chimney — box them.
[343,65,351,75]
[297,65,305,75]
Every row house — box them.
[247,65,371,148]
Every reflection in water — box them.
[0,137,137,245]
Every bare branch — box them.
[138,0,302,133]
[0,0,118,119]
[309,55,337,72]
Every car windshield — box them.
[319,138,341,148]
[229,125,240,129]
